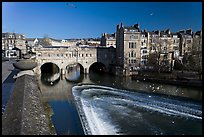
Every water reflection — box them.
[65,64,81,82]
[88,72,202,101]
[41,73,60,86]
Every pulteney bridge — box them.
[33,45,116,75]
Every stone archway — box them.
[89,62,106,73]
[65,63,85,81]
[40,62,60,85]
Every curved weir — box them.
[72,84,202,135]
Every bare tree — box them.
[41,34,51,46]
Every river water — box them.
[37,71,202,135]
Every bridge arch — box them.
[40,62,60,74]
[89,62,107,73]
[40,62,60,85]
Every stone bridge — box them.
[33,45,116,75]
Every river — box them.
[37,71,202,135]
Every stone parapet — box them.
[2,75,55,135]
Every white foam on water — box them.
[72,84,202,135]
[80,99,120,135]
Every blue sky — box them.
[2,2,202,39]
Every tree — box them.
[41,34,51,46]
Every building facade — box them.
[101,33,116,48]
[178,29,193,57]
[2,32,26,58]
[116,23,144,75]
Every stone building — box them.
[191,30,202,72]
[25,38,39,47]
[2,32,26,58]
[101,33,116,48]
[141,29,180,72]
[116,23,145,75]
[140,31,148,67]
[192,31,202,54]
[177,29,193,56]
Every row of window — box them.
[128,41,147,48]
[129,42,137,48]
[128,51,136,57]
[130,35,139,39]
[2,40,16,44]
[107,43,116,45]
[129,59,136,64]
[39,53,93,58]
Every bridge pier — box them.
[61,68,65,75]
[84,68,88,74]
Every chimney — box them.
[120,22,124,28]
[165,29,170,35]
[186,29,192,35]
[117,24,120,30]
[134,24,139,29]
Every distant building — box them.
[177,29,193,56]
[101,33,116,48]
[25,38,39,47]
[192,31,202,54]
[2,32,26,58]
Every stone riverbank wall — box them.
[2,74,56,135]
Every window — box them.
[143,50,147,54]
[164,47,167,50]
[187,40,191,44]
[129,42,136,48]
[86,54,88,57]
[131,51,134,57]
[129,51,136,57]
[90,54,92,57]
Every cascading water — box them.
[72,84,202,135]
